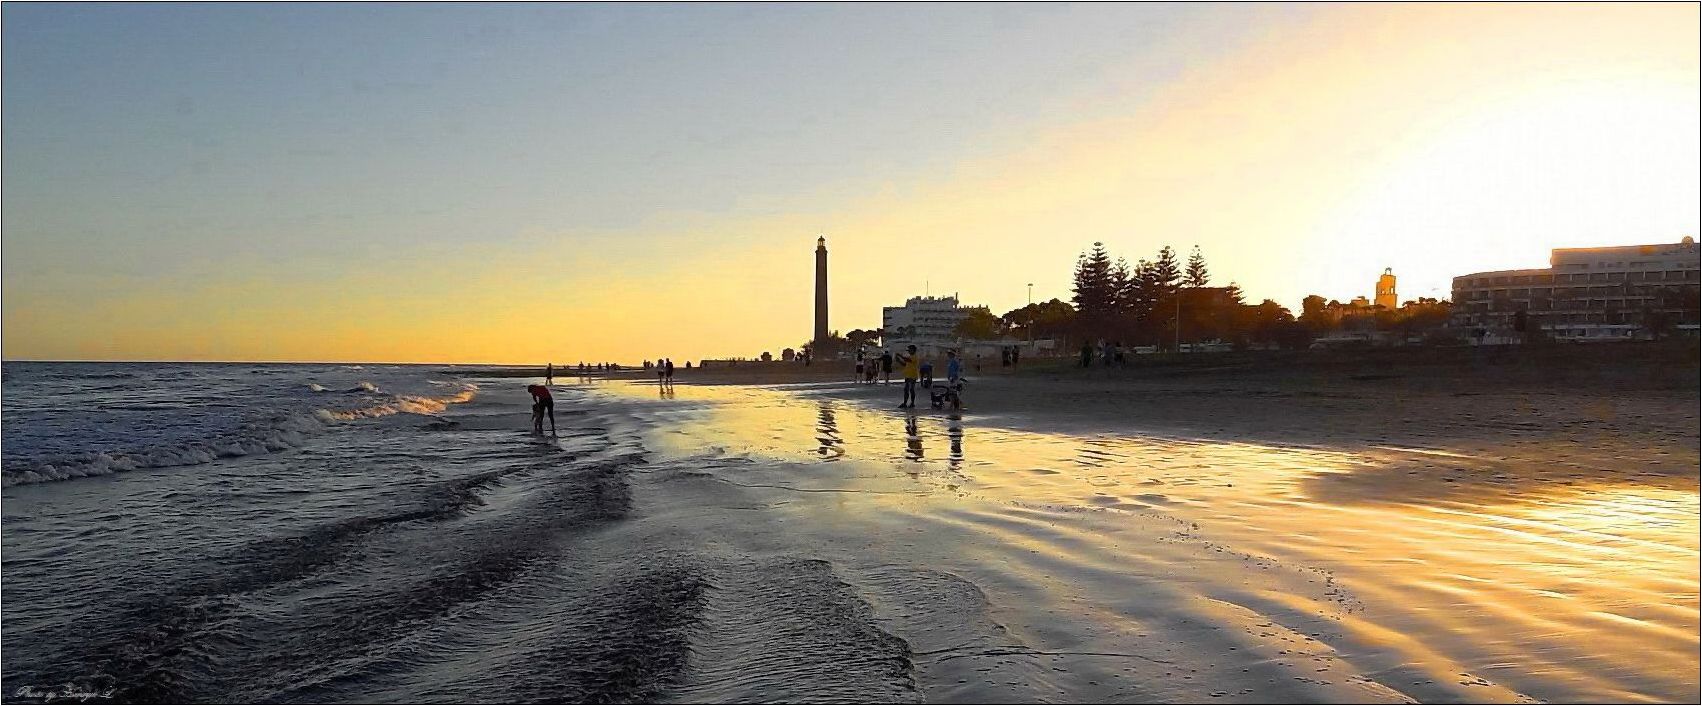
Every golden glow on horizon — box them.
[3,3,1696,363]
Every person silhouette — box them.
[527,383,555,435]
[898,345,920,408]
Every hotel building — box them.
[1451,238,1700,341]
[882,296,984,355]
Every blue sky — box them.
[4,3,1695,362]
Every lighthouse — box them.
[814,236,829,345]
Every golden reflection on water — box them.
[622,382,1699,702]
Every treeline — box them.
[816,241,1456,355]
[993,242,1454,350]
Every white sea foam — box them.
[2,413,326,488]
[308,383,329,393]
[3,383,481,488]
[316,384,478,421]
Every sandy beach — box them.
[3,348,1693,703]
[589,343,1698,703]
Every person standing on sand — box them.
[527,384,556,435]
[881,350,894,385]
[898,345,919,408]
[664,358,675,384]
[546,363,553,385]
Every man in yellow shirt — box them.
[898,344,920,408]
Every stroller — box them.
[928,378,965,410]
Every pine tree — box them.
[1152,246,1181,293]
[1071,242,1117,336]
[1127,259,1158,318]
[1111,257,1133,316]
[1186,246,1209,288]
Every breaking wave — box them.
[1,414,327,488]
[315,384,478,421]
[308,383,329,393]
[2,383,481,488]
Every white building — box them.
[882,296,977,355]
[1451,237,1700,341]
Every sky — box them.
[3,2,1697,364]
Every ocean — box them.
[1,363,916,703]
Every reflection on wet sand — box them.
[947,414,964,471]
[816,402,841,459]
[624,382,1699,704]
[904,415,924,463]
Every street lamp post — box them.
[1175,292,1182,353]
[1026,283,1034,345]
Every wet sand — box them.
[588,346,1697,703]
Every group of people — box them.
[651,358,676,387]
[892,345,964,410]
[853,346,894,384]
[563,361,623,374]
[1080,339,1130,367]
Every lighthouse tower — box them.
[1375,268,1398,309]
[814,236,829,345]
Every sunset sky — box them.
[4,3,1697,363]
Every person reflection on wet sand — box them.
[816,402,842,459]
[947,413,964,471]
[904,415,924,462]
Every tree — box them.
[1002,299,1077,340]
[1151,246,1182,293]
[1111,257,1133,317]
[1185,246,1209,288]
[844,329,886,350]
[1642,307,1675,340]
[1124,259,1159,321]
[1299,294,1331,331]
[1072,242,1119,337]
[953,308,1002,340]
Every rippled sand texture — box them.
[629,382,1698,704]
